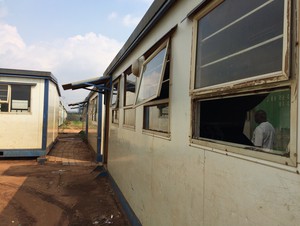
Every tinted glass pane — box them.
[137,47,167,104]
[124,108,136,127]
[196,39,283,87]
[0,103,8,112]
[125,73,136,106]
[195,0,284,88]
[200,0,269,39]
[11,85,31,110]
[193,89,290,154]
[199,0,284,65]
[144,103,169,133]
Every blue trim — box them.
[42,80,49,150]
[108,171,142,226]
[0,149,46,157]
[96,94,103,162]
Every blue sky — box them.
[0,0,153,109]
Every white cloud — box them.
[0,23,123,109]
[122,14,141,27]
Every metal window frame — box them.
[189,0,297,166]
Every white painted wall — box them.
[0,77,44,149]
[107,0,300,225]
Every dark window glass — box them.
[193,89,290,154]
[11,85,31,111]
[0,103,8,112]
[195,0,284,88]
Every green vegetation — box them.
[59,120,83,130]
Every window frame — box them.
[190,0,291,97]
[190,0,297,166]
[142,98,170,138]
[0,84,9,103]
[110,78,120,125]
[123,72,137,129]
[135,39,170,107]
[0,83,32,113]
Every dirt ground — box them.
[0,132,130,226]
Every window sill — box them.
[190,138,297,170]
[122,125,135,131]
[142,129,171,140]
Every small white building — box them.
[0,68,61,157]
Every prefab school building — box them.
[66,0,300,225]
[0,68,61,157]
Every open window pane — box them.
[125,73,136,106]
[111,81,119,107]
[195,0,286,88]
[136,43,168,105]
[193,88,290,155]
[144,103,169,133]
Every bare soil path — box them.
[0,133,130,226]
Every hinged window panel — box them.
[194,0,290,92]
[135,39,170,106]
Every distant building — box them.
[0,68,61,157]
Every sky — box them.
[0,0,154,110]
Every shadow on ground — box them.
[0,133,130,226]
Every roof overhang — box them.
[62,76,111,91]
[68,100,88,107]
[0,68,61,96]
[103,0,176,76]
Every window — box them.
[0,84,31,112]
[194,0,289,91]
[123,72,136,127]
[144,103,169,133]
[111,79,120,124]
[193,89,290,153]
[135,39,170,106]
[191,0,296,165]
[135,39,170,135]
[91,96,98,122]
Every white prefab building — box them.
[64,0,300,225]
[0,68,61,157]
[102,0,300,225]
